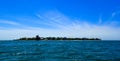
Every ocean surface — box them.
[0,40,120,61]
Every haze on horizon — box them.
[0,0,120,40]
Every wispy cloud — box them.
[0,19,42,29]
[98,14,102,24]
[36,10,73,28]
[0,10,120,40]
[112,11,120,18]
[0,20,21,26]
[0,24,120,40]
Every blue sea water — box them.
[0,40,120,61]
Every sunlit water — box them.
[0,40,120,61]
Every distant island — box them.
[16,35,101,41]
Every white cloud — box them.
[0,20,21,26]
[112,12,116,18]
[98,14,102,24]
[0,24,120,40]
[36,10,73,28]
[112,11,120,18]
[0,10,120,40]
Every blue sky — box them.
[0,0,120,40]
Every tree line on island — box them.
[16,35,101,40]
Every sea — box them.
[0,40,120,61]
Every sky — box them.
[0,0,120,40]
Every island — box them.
[16,35,101,41]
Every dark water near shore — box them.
[0,40,120,61]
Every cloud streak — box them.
[0,25,120,40]
[0,20,21,26]
[112,11,120,18]
[0,10,120,40]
